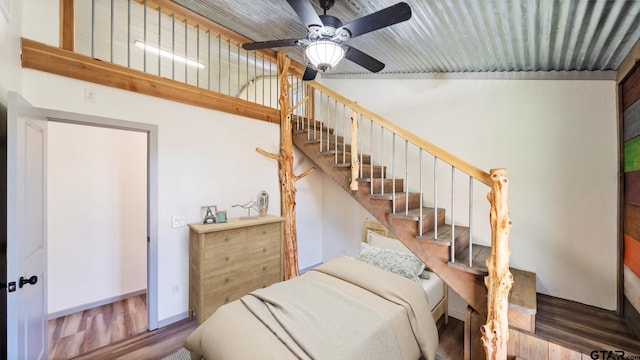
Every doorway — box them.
[43,110,159,357]
[46,121,147,357]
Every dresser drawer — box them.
[247,223,281,240]
[204,256,282,299]
[204,228,247,249]
[204,235,280,271]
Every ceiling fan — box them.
[242,0,412,80]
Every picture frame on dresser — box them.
[201,205,217,224]
[216,210,227,223]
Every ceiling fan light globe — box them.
[305,40,345,72]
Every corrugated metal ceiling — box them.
[173,0,640,78]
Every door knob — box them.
[19,275,38,288]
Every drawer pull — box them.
[224,256,230,261]
[224,297,229,303]
[262,230,267,235]
[262,266,267,271]
[262,248,267,252]
[225,277,230,283]
[225,234,231,241]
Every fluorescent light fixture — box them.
[134,41,205,69]
[305,40,345,72]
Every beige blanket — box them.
[184,256,439,360]
[242,274,402,360]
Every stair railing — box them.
[292,80,493,267]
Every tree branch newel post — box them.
[277,52,299,280]
[481,168,513,360]
[257,52,315,280]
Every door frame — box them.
[42,108,159,330]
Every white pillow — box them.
[367,230,412,253]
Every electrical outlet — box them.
[84,88,96,103]
[172,283,179,294]
[172,215,186,228]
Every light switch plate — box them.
[172,215,186,228]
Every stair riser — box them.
[389,209,446,235]
[319,152,372,165]
[358,179,404,193]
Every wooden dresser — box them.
[188,215,284,324]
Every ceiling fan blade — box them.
[287,0,323,29]
[242,39,300,50]
[339,2,411,39]
[345,46,385,73]
[302,67,318,81]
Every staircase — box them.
[289,91,537,333]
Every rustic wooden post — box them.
[256,52,314,280]
[481,168,513,360]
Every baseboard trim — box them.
[158,311,190,328]
[47,289,146,320]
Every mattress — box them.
[420,271,444,311]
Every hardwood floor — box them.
[48,292,464,359]
[64,314,464,360]
[48,294,148,359]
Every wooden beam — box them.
[21,38,280,124]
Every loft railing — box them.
[62,0,283,109]
[293,80,495,267]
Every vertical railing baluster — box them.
[370,120,374,195]
[91,0,96,58]
[143,0,147,72]
[469,176,474,267]
[184,20,188,83]
[262,56,265,106]
[333,99,339,164]
[342,104,347,165]
[419,150,424,237]
[227,40,231,96]
[404,139,409,215]
[196,25,200,87]
[127,0,131,67]
[110,0,114,63]
[253,51,256,101]
[391,133,396,214]
[380,127,384,195]
[217,36,221,93]
[207,31,211,90]
[359,115,364,179]
[236,43,240,98]
[451,167,456,263]
[158,9,162,76]
[171,14,175,80]
[433,157,438,242]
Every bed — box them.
[184,219,444,360]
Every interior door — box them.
[6,92,48,359]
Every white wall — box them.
[320,78,619,311]
[0,0,23,105]
[47,122,147,315]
